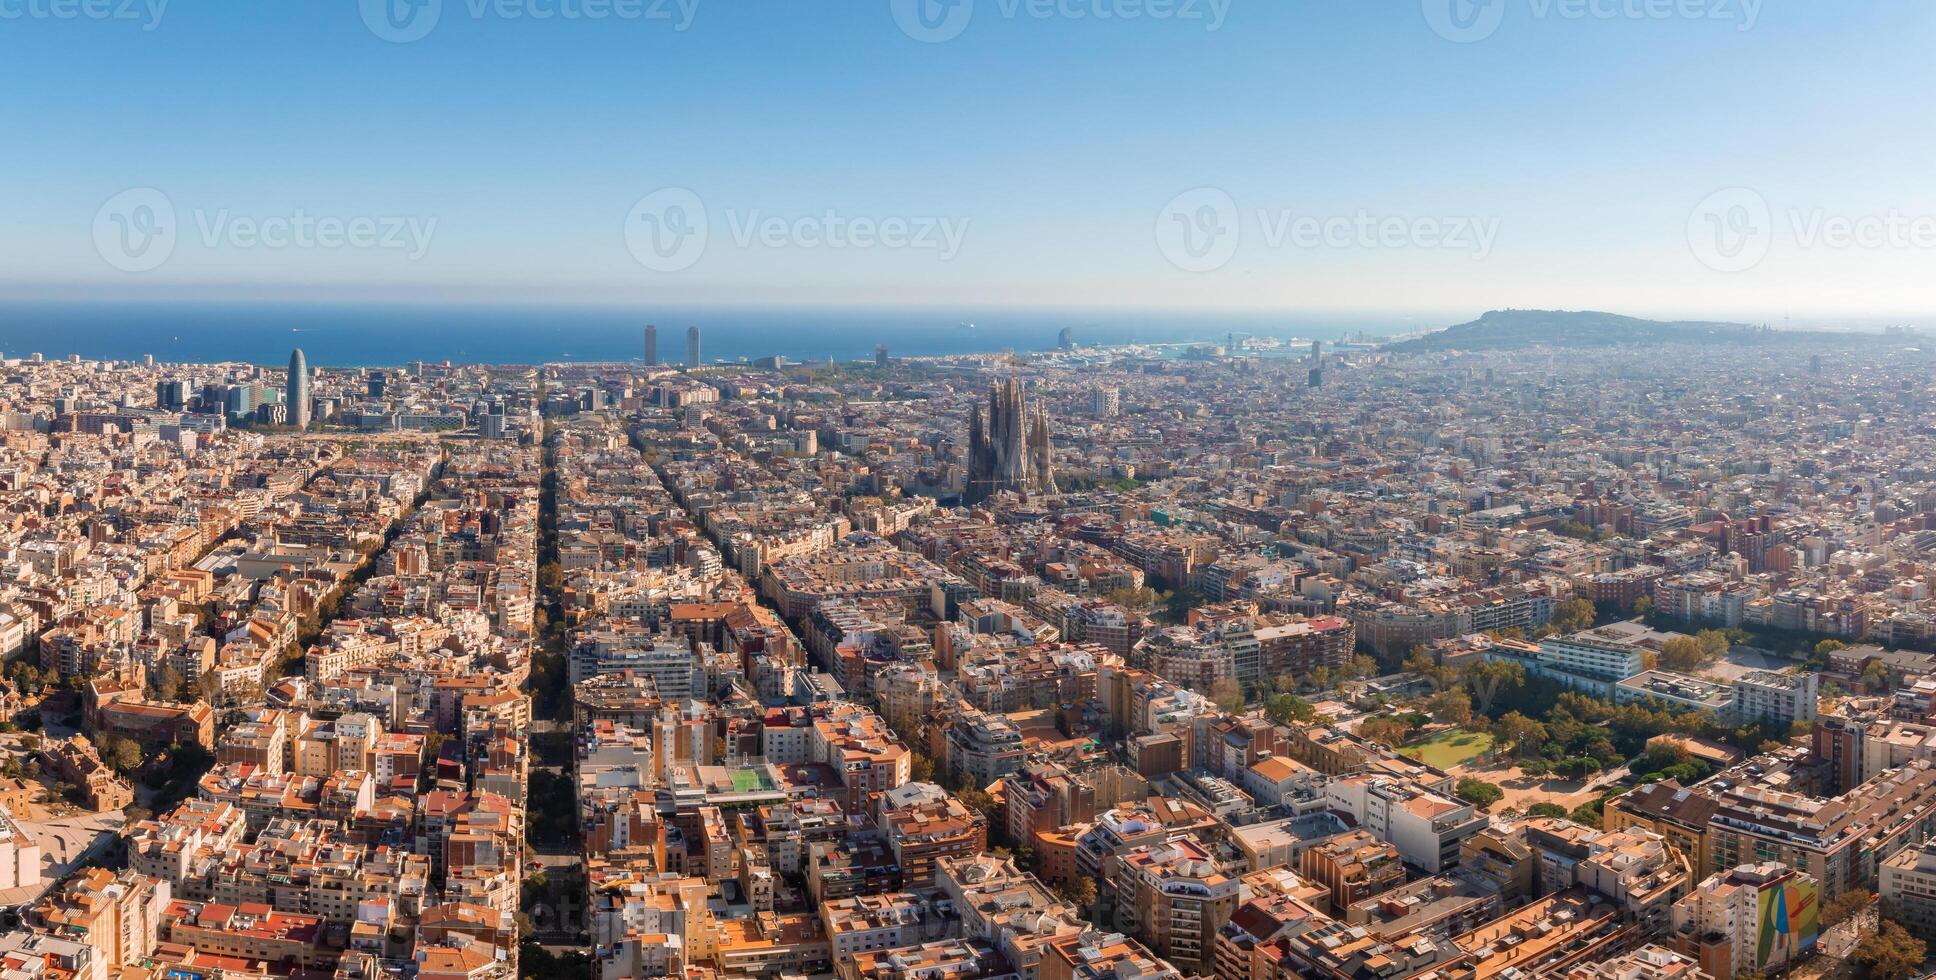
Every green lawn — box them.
[1399,729,1495,769]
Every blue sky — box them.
[4,1,1934,321]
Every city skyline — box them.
[7,2,1936,979]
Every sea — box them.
[0,301,1431,368]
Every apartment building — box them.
[1881,839,1936,942]
[1730,670,1819,726]
[1110,835,1240,976]
[28,869,170,974]
[1298,830,1405,915]
[946,708,1025,789]
[1039,932,1182,980]
[1704,760,1936,898]
[876,784,989,891]
[1322,774,1486,873]
[1668,864,1819,979]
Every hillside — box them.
[1389,310,1770,352]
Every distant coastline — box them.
[0,300,1423,368]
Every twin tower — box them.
[645,325,702,369]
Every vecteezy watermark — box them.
[93,188,439,273]
[359,0,699,44]
[93,189,177,273]
[1685,187,1771,273]
[0,0,168,30]
[1155,187,1501,273]
[1687,187,1936,273]
[624,188,972,273]
[891,0,1230,44]
[1421,0,1760,44]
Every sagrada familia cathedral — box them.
[964,376,1057,504]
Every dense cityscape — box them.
[0,319,1931,980]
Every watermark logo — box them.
[625,189,973,272]
[892,0,1229,42]
[891,0,973,42]
[626,188,710,273]
[361,0,699,43]
[92,189,438,272]
[94,188,177,273]
[1156,188,1240,274]
[1,0,169,30]
[1422,0,1761,43]
[1421,0,1506,43]
[1686,187,1936,273]
[1686,187,1770,273]
[1156,188,1501,272]
[360,0,441,43]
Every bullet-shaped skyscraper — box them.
[287,348,310,429]
[645,324,658,367]
[686,325,701,369]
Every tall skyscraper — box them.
[876,344,890,368]
[686,325,701,369]
[964,377,1056,504]
[1057,327,1074,350]
[645,324,659,367]
[287,348,310,429]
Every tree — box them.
[1495,711,1548,757]
[1056,875,1097,912]
[154,667,185,702]
[1455,778,1503,809]
[1466,660,1526,715]
[1633,595,1654,617]
[1104,586,1158,612]
[1525,802,1569,819]
[1821,889,1870,928]
[1427,687,1473,729]
[1160,588,1203,624]
[1309,666,1332,692]
[1695,629,1731,657]
[1659,636,1706,672]
[6,661,42,695]
[1265,694,1316,725]
[1403,649,1459,691]
[1861,660,1892,694]
[1358,716,1411,747]
[955,787,997,815]
[1855,919,1926,980]
[101,736,143,775]
[1210,678,1247,715]
[1550,598,1595,635]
